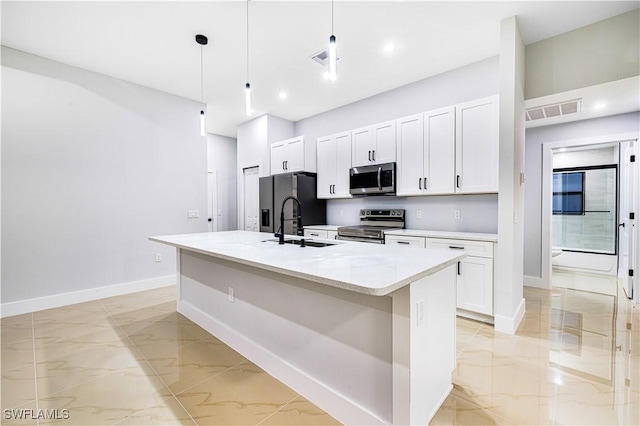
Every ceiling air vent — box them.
[526,99,582,121]
[311,49,329,66]
[310,49,339,66]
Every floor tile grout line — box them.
[255,394,300,425]
[30,312,40,426]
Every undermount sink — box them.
[263,238,338,248]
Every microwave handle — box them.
[377,167,382,190]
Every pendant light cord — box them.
[331,0,334,34]
[246,0,250,82]
[200,44,204,104]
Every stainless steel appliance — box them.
[259,173,326,235]
[349,162,396,196]
[337,209,405,244]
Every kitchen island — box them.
[150,230,465,425]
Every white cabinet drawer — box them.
[425,238,493,258]
[304,229,328,239]
[385,235,426,248]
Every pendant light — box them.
[245,0,253,116]
[326,0,337,81]
[195,34,208,136]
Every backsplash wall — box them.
[326,194,498,233]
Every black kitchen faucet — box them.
[276,196,303,245]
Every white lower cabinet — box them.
[425,238,494,316]
[385,234,494,317]
[303,227,339,240]
[384,235,426,248]
[304,229,328,239]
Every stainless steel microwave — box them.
[349,162,396,196]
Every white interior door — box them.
[243,167,259,232]
[207,171,218,232]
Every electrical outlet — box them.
[416,210,422,219]
[228,287,235,302]
[188,210,200,218]
[417,300,424,326]
[454,210,461,220]
[155,253,162,262]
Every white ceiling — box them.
[2,1,638,137]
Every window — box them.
[553,172,584,215]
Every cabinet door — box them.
[352,126,373,167]
[455,96,499,193]
[270,141,287,175]
[456,256,493,315]
[285,137,305,172]
[396,114,424,196]
[425,107,455,194]
[316,136,336,199]
[333,132,352,197]
[372,120,396,164]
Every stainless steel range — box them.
[337,209,405,244]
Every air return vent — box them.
[311,49,330,66]
[526,99,582,121]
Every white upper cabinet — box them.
[455,95,499,193]
[316,132,352,199]
[351,120,396,167]
[396,114,424,196]
[396,107,455,196]
[270,136,315,175]
[425,107,456,194]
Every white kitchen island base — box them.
[152,231,460,425]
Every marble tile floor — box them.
[1,273,638,425]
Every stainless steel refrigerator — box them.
[259,173,326,235]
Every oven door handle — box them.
[377,167,382,190]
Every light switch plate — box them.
[188,210,199,218]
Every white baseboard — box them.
[1,275,175,318]
[178,300,386,426]
[524,275,548,289]
[493,297,526,335]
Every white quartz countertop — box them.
[385,229,498,242]
[150,230,465,296]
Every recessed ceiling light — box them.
[278,92,288,100]
[593,103,607,110]
[383,42,395,53]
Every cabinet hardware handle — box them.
[285,160,288,170]
[397,241,411,245]
[456,175,461,188]
[449,245,465,250]
[424,177,427,189]
[310,233,319,236]
[368,150,372,161]
[372,150,376,161]
[419,178,422,190]
[457,261,461,275]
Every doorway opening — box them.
[541,133,638,301]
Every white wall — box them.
[207,134,237,231]
[295,57,500,231]
[525,9,639,99]
[524,112,640,280]
[1,47,208,307]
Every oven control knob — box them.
[360,210,365,215]
[391,211,395,215]
[366,210,371,215]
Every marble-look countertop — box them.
[385,229,498,242]
[150,230,464,296]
